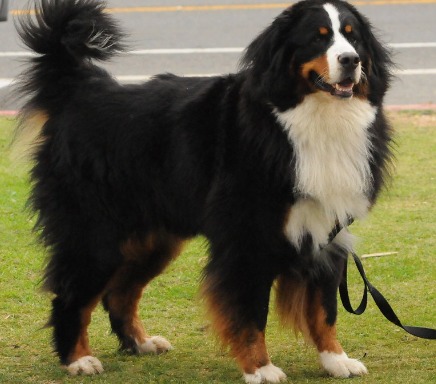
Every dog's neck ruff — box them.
[275,94,377,250]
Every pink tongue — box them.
[331,82,354,97]
[336,81,354,91]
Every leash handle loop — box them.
[339,254,367,315]
[340,252,436,340]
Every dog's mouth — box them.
[310,71,355,98]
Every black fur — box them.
[15,0,393,378]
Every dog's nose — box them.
[338,52,360,69]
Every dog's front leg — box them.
[202,255,286,384]
[306,270,368,378]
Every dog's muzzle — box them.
[311,52,361,98]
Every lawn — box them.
[0,112,435,383]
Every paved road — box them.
[1,0,436,110]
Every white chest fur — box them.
[275,94,377,250]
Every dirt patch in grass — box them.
[389,110,436,127]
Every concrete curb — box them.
[385,103,436,111]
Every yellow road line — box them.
[11,0,436,15]
[107,4,289,14]
[101,0,436,13]
[353,0,436,4]
[10,4,289,15]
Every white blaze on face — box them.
[323,3,361,84]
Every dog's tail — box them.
[13,0,125,157]
[17,0,125,101]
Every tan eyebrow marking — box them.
[345,24,353,33]
[319,26,329,35]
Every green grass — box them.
[0,112,435,384]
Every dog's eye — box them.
[313,27,329,44]
[343,25,358,45]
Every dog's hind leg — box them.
[52,295,104,375]
[102,232,184,354]
[46,232,122,375]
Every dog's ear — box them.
[352,10,393,103]
[239,10,298,106]
[239,11,293,76]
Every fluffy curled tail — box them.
[18,0,124,62]
[16,0,124,104]
[13,0,125,158]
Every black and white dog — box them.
[15,0,392,382]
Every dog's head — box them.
[240,0,392,109]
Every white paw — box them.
[66,355,104,375]
[244,363,287,384]
[137,336,173,354]
[320,351,368,378]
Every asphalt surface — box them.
[1,0,436,110]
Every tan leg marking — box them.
[105,232,184,352]
[306,290,368,377]
[202,278,271,376]
[276,275,367,378]
[105,279,149,344]
[234,329,270,374]
[275,275,310,338]
[67,297,101,363]
[65,297,104,375]
[306,290,342,353]
[276,276,342,352]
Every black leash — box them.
[329,221,436,340]
[339,252,436,339]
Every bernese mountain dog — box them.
[15,0,393,382]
